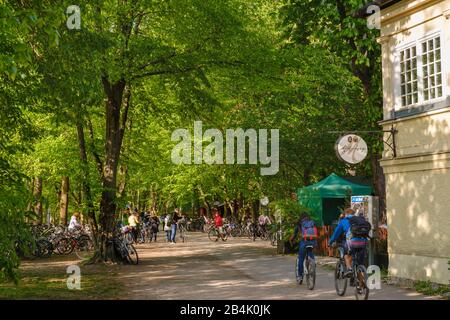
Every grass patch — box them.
[413,281,450,299]
[0,267,120,300]
[380,267,389,281]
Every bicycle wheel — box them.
[36,239,52,258]
[126,243,139,265]
[221,232,228,241]
[208,228,219,242]
[354,265,369,300]
[136,229,145,244]
[260,230,269,241]
[334,260,348,296]
[181,228,187,243]
[230,227,241,237]
[295,257,302,284]
[269,233,276,246]
[56,237,74,255]
[305,258,316,290]
[75,236,94,260]
[246,227,254,240]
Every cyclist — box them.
[213,208,225,241]
[328,208,369,278]
[68,212,82,231]
[258,213,271,235]
[290,212,318,284]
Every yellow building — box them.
[368,0,450,285]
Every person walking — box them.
[164,212,172,242]
[170,209,181,243]
[150,213,160,242]
[213,208,225,241]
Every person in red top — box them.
[213,208,225,241]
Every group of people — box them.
[120,208,160,243]
[161,208,184,244]
[290,207,370,285]
[67,206,185,244]
[206,207,273,241]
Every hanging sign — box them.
[335,134,368,164]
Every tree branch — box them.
[131,64,205,80]
[87,119,104,178]
[118,85,131,153]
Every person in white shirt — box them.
[68,212,81,231]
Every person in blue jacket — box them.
[328,208,368,277]
[290,212,318,284]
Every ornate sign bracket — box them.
[328,125,398,159]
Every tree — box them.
[280,0,385,214]
[59,176,69,225]
[29,0,286,262]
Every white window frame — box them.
[393,30,446,111]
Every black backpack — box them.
[348,216,371,238]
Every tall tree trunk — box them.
[33,177,43,224]
[76,122,99,246]
[118,165,127,199]
[97,78,127,263]
[59,176,69,226]
[151,189,157,212]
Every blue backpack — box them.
[301,220,318,241]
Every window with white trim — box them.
[400,46,418,106]
[398,35,443,108]
[422,37,442,101]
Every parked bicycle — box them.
[107,230,139,265]
[56,234,94,260]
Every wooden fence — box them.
[315,226,388,257]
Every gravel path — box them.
[117,232,437,300]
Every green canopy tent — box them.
[297,173,372,226]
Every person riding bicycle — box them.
[68,212,82,232]
[290,212,318,284]
[213,208,225,241]
[328,208,370,278]
[258,213,271,235]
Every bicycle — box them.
[334,246,369,300]
[107,232,139,265]
[268,224,282,247]
[208,226,227,242]
[56,235,94,260]
[294,244,316,290]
